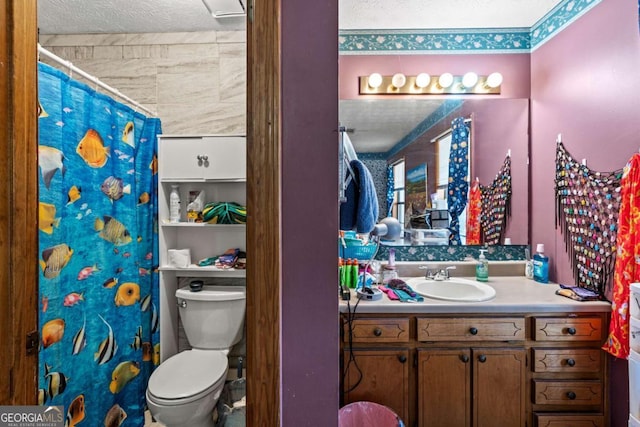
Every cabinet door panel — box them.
[473,348,526,427]
[160,136,246,180]
[418,348,471,427]
[342,349,409,424]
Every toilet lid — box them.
[148,350,228,400]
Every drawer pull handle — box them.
[398,355,407,363]
[373,328,382,337]
[566,358,576,367]
[567,327,577,335]
[566,391,577,400]
[460,354,469,363]
[478,354,487,363]
[469,327,478,335]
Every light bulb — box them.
[486,72,503,88]
[462,72,478,88]
[391,73,406,88]
[368,73,383,89]
[438,73,454,89]
[415,73,431,88]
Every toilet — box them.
[146,285,246,427]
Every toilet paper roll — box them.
[168,249,191,268]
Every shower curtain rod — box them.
[37,44,157,117]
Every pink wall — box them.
[530,1,640,424]
[339,53,531,100]
[530,0,640,286]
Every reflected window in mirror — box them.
[390,160,405,229]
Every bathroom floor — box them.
[144,411,165,427]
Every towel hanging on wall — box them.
[339,160,379,234]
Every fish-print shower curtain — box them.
[37,62,161,426]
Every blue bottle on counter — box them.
[533,243,549,283]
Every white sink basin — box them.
[405,277,496,302]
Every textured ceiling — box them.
[339,0,562,30]
[37,0,245,34]
[340,99,444,153]
[37,0,563,153]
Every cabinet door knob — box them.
[469,327,478,335]
[566,358,576,367]
[398,355,407,363]
[373,328,382,337]
[567,327,577,335]
[566,391,577,400]
[460,354,469,363]
[478,354,487,363]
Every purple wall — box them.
[281,0,340,425]
[531,0,640,425]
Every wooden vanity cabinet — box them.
[530,315,608,426]
[341,317,411,422]
[416,317,527,427]
[341,312,609,427]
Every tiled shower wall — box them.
[39,31,246,135]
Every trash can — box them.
[338,401,404,427]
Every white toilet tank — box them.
[175,285,246,350]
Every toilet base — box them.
[146,387,221,427]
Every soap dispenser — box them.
[476,249,489,282]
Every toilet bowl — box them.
[146,285,246,427]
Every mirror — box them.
[340,97,529,246]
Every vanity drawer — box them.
[533,380,602,406]
[532,348,602,373]
[416,317,525,342]
[534,413,605,427]
[532,317,603,342]
[344,318,410,343]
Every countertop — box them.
[338,276,612,314]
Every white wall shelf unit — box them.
[157,135,246,363]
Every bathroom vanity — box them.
[339,273,611,427]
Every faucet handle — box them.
[419,266,435,279]
[444,265,456,279]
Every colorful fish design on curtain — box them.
[37,62,162,425]
[447,117,470,245]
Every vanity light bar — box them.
[359,72,502,95]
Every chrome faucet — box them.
[421,265,456,281]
